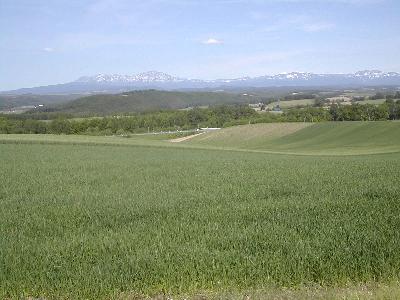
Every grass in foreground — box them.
[118,282,400,299]
[1,138,400,299]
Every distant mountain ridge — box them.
[3,70,400,95]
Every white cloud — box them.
[43,47,54,52]
[202,38,224,45]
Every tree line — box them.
[1,101,399,135]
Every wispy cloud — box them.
[212,0,384,3]
[220,51,301,67]
[86,0,166,28]
[55,32,154,50]
[43,47,54,52]
[191,50,306,78]
[255,14,335,33]
[302,22,335,32]
[202,38,224,45]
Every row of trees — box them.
[329,103,391,121]
[284,101,399,122]
[370,91,400,100]
[1,101,399,135]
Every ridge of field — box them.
[1,141,400,299]
[187,121,400,155]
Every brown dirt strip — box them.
[169,132,205,143]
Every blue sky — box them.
[1,0,399,90]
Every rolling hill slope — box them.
[186,121,400,155]
[1,121,399,155]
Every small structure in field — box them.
[200,127,221,131]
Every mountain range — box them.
[3,70,400,95]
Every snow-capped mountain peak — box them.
[273,72,314,80]
[76,71,184,83]
[353,70,400,79]
[354,70,384,79]
[133,71,184,82]
[4,70,400,95]
[75,70,400,85]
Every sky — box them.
[1,0,400,90]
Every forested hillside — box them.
[38,90,263,115]
[0,94,80,110]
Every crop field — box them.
[1,122,400,299]
[188,121,400,155]
[265,99,316,109]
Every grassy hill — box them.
[2,121,399,156]
[187,121,400,155]
[44,90,262,115]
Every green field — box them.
[188,121,400,155]
[266,99,316,109]
[1,122,400,299]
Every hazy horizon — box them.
[1,0,400,90]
